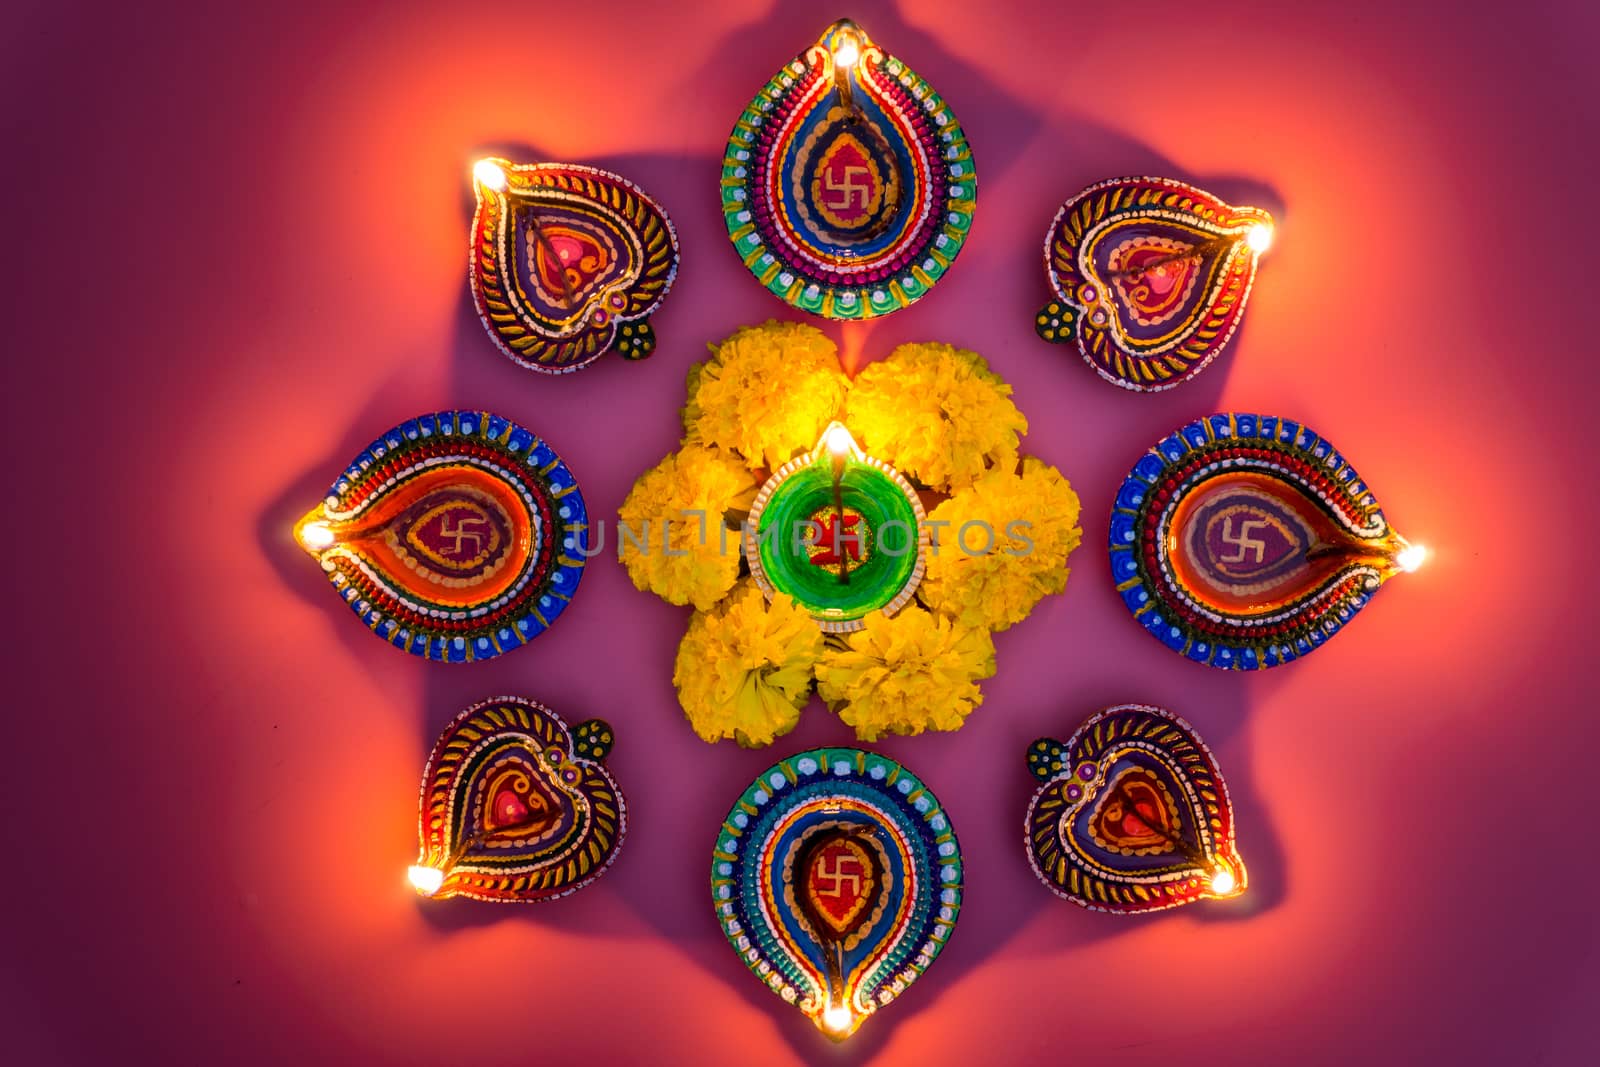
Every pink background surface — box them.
[5,1,1597,1063]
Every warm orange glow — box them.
[1210,868,1238,896]
[1396,544,1428,573]
[84,9,1545,1062]
[824,423,855,458]
[407,865,444,896]
[1245,222,1274,254]
[299,521,335,550]
[821,1004,853,1033]
[831,32,861,70]
[473,158,508,192]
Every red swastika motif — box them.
[808,512,864,567]
[804,836,876,932]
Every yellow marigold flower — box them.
[921,458,1083,631]
[618,446,756,611]
[673,582,826,747]
[816,605,996,741]
[684,321,849,469]
[844,342,1027,490]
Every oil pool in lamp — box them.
[722,18,977,318]
[744,422,927,632]
[408,696,625,903]
[469,157,679,373]
[293,410,587,662]
[1024,704,1245,913]
[711,748,961,1039]
[1036,177,1274,391]
[1110,413,1427,669]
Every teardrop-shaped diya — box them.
[722,19,976,319]
[711,748,961,1039]
[408,696,625,902]
[470,158,679,373]
[744,423,927,632]
[1036,177,1273,391]
[293,411,587,662]
[1024,704,1244,913]
[1110,413,1425,669]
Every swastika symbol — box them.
[824,165,872,211]
[812,852,865,898]
[1217,516,1270,564]
[808,513,864,567]
[438,513,487,557]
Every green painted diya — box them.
[744,424,927,632]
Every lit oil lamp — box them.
[409,697,624,903]
[293,410,586,662]
[1037,177,1274,391]
[743,423,926,632]
[469,158,679,373]
[711,747,961,1038]
[1025,704,1246,913]
[1110,413,1425,668]
[722,19,977,318]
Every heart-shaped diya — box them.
[711,748,961,1039]
[1109,413,1424,669]
[1036,177,1273,391]
[722,19,977,319]
[1025,704,1245,913]
[470,158,679,372]
[409,696,625,902]
[293,411,587,662]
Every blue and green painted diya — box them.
[744,424,927,632]
[721,19,977,319]
[710,747,962,1038]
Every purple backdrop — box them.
[3,1,1596,1063]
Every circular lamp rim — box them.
[743,448,928,633]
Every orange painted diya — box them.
[294,411,587,662]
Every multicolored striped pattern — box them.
[722,20,976,319]
[1110,413,1403,669]
[415,697,624,902]
[471,161,678,373]
[1025,704,1244,914]
[1038,177,1271,391]
[295,411,586,662]
[711,748,961,1038]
